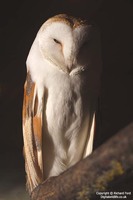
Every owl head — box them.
[26,14,102,84]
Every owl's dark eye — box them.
[53,38,61,45]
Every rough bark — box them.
[31,122,133,200]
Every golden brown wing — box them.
[22,72,43,193]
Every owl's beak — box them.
[67,67,71,73]
[67,64,75,74]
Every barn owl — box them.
[23,14,102,193]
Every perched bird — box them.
[22,14,102,193]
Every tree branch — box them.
[31,123,133,200]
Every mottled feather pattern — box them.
[23,73,43,192]
[45,14,87,29]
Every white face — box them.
[27,15,102,85]
[38,21,99,74]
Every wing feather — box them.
[22,72,44,193]
[83,113,96,157]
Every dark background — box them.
[0,0,133,199]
